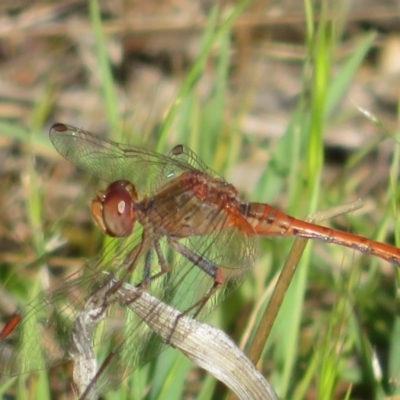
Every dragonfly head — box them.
[92,180,138,237]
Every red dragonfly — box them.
[1,123,399,396]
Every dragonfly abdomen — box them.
[239,202,400,266]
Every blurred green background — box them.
[1,1,400,399]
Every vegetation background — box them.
[0,0,400,399]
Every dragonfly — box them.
[1,123,400,397]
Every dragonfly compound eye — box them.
[98,180,137,237]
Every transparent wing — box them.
[0,268,99,375]
[49,124,196,196]
[167,144,221,178]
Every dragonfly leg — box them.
[167,238,224,319]
[149,238,224,345]
[168,238,224,282]
[136,241,170,290]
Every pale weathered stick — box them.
[117,281,278,400]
